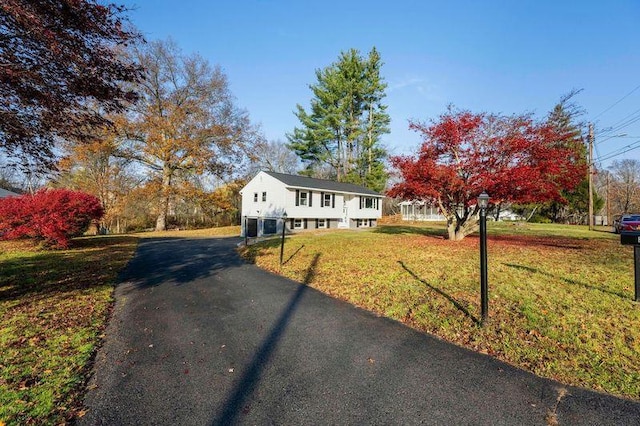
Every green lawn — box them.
[0,237,138,424]
[0,225,241,425]
[242,222,640,400]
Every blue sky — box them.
[121,0,640,169]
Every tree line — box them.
[1,1,625,240]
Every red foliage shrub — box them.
[0,189,104,248]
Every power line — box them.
[592,84,640,121]
[597,107,640,134]
[597,112,640,138]
[596,139,640,163]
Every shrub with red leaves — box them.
[0,189,104,248]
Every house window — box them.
[317,218,326,228]
[323,193,331,207]
[361,196,377,209]
[367,197,377,209]
[357,219,369,228]
[293,219,303,229]
[262,191,267,202]
[299,191,308,206]
[253,193,258,202]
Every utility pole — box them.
[606,171,610,226]
[588,123,594,231]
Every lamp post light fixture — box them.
[280,211,288,265]
[477,191,490,324]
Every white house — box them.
[0,188,18,198]
[399,200,447,221]
[240,171,383,237]
[399,200,524,221]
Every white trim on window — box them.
[253,192,258,202]
[357,219,370,228]
[299,192,308,206]
[317,218,326,229]
[293,218,303,229]
[323,193,331,207]
[262,191,267,202]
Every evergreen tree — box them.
[288,48,390,192]
[542,90,596,222]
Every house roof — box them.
[263,171,382,196]
[0,188,18,198]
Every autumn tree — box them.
[122,39,261,231]
[288,47,390,191]
[248,139,301,175]
[0,0,143,171]
[389,109,587,240]
[53,124,140,233]
[609,159,640,214]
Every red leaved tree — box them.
[388,109,586,240]
[0,0,143,171]
[0,189,104,248]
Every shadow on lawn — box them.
[0,236,138,303]
[212,253,321,426]
[375,225,445,238]
[282,244,305,265]
[504,263,628,299]
[240,238,282,264]
[398,261,479,325]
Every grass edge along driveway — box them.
[242,222,640,401]
[0,225,240,425]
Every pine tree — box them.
[288,48,390,191]
[542,90,598,223]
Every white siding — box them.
[285,189,344,219]
[240,171,383,235]
[240,172,287,219]
[345,194,382,220]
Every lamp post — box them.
[477,191,490,324]
[280,211,288,265]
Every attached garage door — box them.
[263,219,277,235]
[246,218,258,237]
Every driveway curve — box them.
[81,237,640,425]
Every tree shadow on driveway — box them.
[118,237,244,292]
[211,252,321,426]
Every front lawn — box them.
[0,225,240,424]
[242,222,640,400]
[0,236,138,425]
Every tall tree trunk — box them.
[155,165,172,231]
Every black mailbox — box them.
[621,231,640,246]
[621,231,640,302]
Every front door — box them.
[338,205,349,228]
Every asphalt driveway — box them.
[80,237,640,425]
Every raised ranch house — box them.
[240,171,383,237]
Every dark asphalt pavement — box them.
[80,237,640,425]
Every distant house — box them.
[399,200,524,221]
[399,200,447,221]
[0,188,18,198]
[240,171,383,238]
